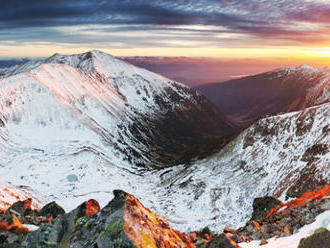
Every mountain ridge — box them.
[0,50,236,232]
[197,64,330,128]
[0,50,235,170]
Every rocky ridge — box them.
[1,187,329,248]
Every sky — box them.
[0,0,330,62]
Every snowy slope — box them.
[150,102,330,231]
[1,100,328,233]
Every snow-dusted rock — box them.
[154,102,329,231]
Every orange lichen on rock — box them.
[224,228,238,234]
[284,226,291,235]
[84,199,101,216]
[290,184,330,207]
[252,220,261,229]
[23,198,32,210]
[190,232,197,242]
[0,214,30,233]
[46,216,53,222]
[224,233,241,248]
[267,184,330,217]
[123,193,195,248]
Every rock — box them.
[0,184,41,215]
[21,190,194,248]
[246,223,254,233]
[314,227,328,234]
[298,228,330,248]
[286,165,327,199]
[260,239,268,245]
[6,198,34,217]
[206,234,237,248]
[260,224,270,234]
[4,198,39,225]
[252,230,262,240]
[235,187,330,243]
[250,196,281,221]
[320,200,330,210]
[200,226,212,238]
[22,199,102,247]
[196,239,206,247]
[0,230,26,248]
[39,201,65,219]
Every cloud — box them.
[0,0,329,50]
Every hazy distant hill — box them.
[198,65,330,128]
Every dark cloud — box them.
[0,0,330,48]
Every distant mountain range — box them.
[4,56,314,88]
[0,58,30,69]
[198,65,330,128]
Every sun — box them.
[308,48,330,58]
[319,49,330,57]
[323,51,330,57]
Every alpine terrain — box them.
[0,50,236,227]
[0,51,329,247]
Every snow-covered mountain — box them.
[0,50,238,231]
[0,52,328,235]
[198,65,330,128]
[0,50,234,171]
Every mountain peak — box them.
[297,64,315,70]
[48,50,112,60]
[44,50,115,72]
[273,64,319,75]
[0,50,134,79]
[89,49,111,56]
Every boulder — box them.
[39,201,65,219]
[298,228,330,248]
[0,229,26,248]
[250,196,281,221]
[206,234,237,248]
[21,190,194,248]
[6,198,35,217]
[5,198,39,225]
[22,199,101,247]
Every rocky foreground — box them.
[0,185,330,248]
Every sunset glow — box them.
[0,0,329,67]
